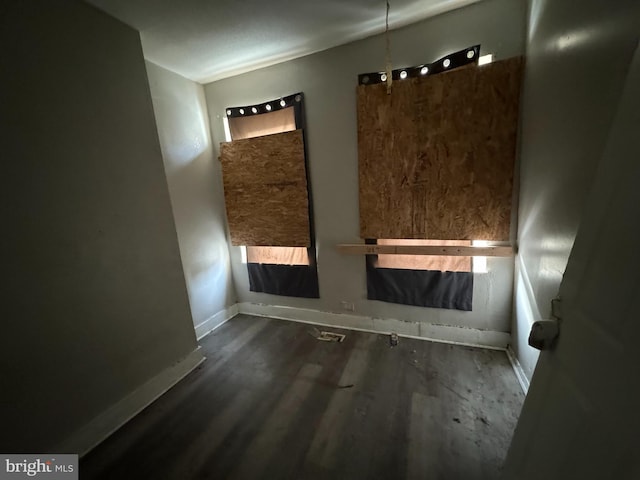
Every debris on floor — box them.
[308,327,346,342]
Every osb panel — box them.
[358,57,523,241]
[220,129,310,247]
[375,239,471,272]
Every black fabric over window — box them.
[227,92,320,299]
[365,254,473,311]
[248,263,319,298]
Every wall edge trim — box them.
[516,253,543,322]
[237,302,510,350]
[56,347,205,458]
[506,344,530,394]
[195,304,239,340]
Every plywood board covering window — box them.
[227,106,309,264]
[375,239,471,272]
[219,129,311,247]
[357,57,523,241]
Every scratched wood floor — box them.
[80,314,524,480]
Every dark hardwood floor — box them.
[80,314,524,479]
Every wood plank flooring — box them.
[80,315,524,479]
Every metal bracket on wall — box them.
[551,296,563,320]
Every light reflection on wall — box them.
[147,61,236,328]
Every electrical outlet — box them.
[341,301,355,312]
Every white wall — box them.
[146,62,237,335]
[503,43,640,479]
[1,0,199,453]
[512,0,639,380]
[203,0,526,335]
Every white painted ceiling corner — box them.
[85,0,482,84]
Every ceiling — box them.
[85,0,480,84]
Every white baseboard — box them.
[506,345,530,394]
[195,304,239,340]
[55,347,205,458]
[511,255,541,393]
[237,302,510,350]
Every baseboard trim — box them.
[56,347,205,458]
[195,304,239,340]
[506,345,530,394]
[237,302,510,350]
